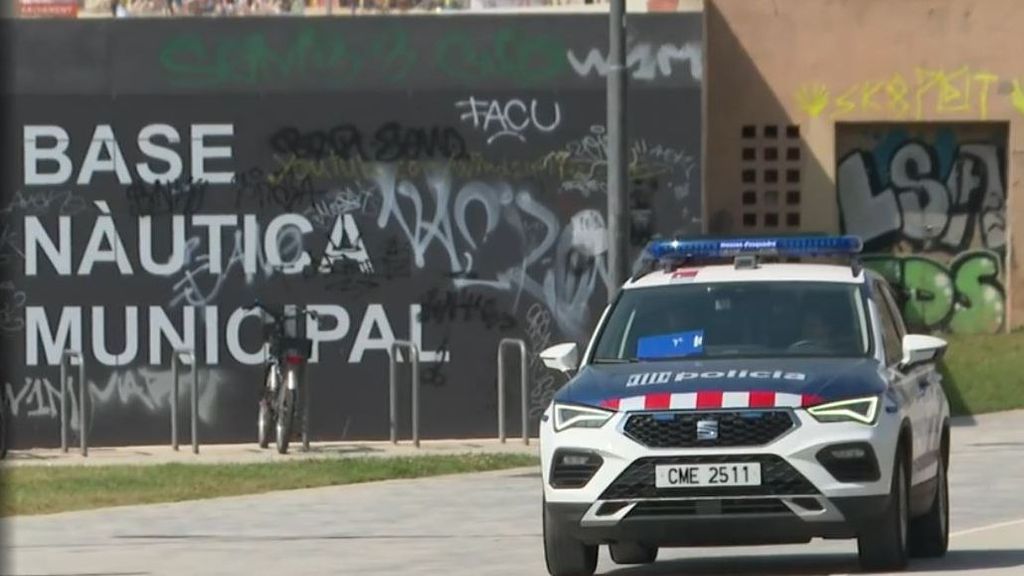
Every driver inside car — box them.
[794,292,850,350]
[800,312,832,342]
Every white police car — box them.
[538,235,950,576]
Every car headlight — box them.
[553,403,613,432]
[807,395,880,425]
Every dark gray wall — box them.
[2,14,702,447]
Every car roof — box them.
[624,263,866,290]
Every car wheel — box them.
[910,434,950,558]
[858,443,910,572]
[609,542,658,565]
[543,501,598,576]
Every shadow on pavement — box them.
[906,548,1024,572]
[286,444,385,456]
[603,548,1024,575]
[112,532,541,543]
[4,452,58,461]
[604,553,856,575]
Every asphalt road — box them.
[4,410,1024,576]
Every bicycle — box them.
[246,300,317,454]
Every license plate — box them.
[654,463,762,488]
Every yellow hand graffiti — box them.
[796,83,830,118]
[1011,80,1024,117]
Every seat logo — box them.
[696,419,719,441]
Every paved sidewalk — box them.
[2,437,539,467]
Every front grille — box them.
[599,454,819,500]
[624,410,795,448]
[550,450,603,488]
[629,498,791,518]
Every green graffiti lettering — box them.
[862,251,1005,335]
[367,29,415,82]
[160,28,567,87]
[900,258,955,330]
[949,251,1005,334]
[159,34,221,86]
[862,256,900,287]
[159,28,415,87]
[434,29,567,85]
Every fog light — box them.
[830,447,867,460]
[816,442,880,483]
[550,450,604,489]
[562,454,591,466]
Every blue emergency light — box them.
[643,235,863,260]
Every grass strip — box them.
[941,331,1024,417]
[0,453,538,517]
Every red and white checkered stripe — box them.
[599,390,825,411]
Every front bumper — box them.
[546,495,890,546]
[540,405,900,545]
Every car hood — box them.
[552,357,887,411]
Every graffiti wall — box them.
[836,123,1007,334]
[1,16,703,447]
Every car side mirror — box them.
[539,342,579,375]
[900,334,947,369]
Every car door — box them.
[872,278,929,483]
[874,279,935,487]
[877,280,944,483]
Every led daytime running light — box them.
[807,396,880,424]
[553,403,613,432]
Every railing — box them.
[497,338,530,445]
[388,340,420,448]
[59,349,86,456]
[171,349,200,454]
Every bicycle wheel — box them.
[275,383,296,455]
[258,365,274,449]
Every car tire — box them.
[609,543,658,565]
[910,434,950,558]
[543,502,598,576]
[858,444,910,572]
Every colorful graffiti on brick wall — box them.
[836,124,1007,334]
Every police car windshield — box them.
[592,282,869,361]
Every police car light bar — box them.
[644,235,863,260]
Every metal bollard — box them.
[59,350,86,456]
[497,339,530,446]
[388,340,420,448]
[171,350,199,454]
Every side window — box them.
[880,283,908,338]
[874,281,903,366]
